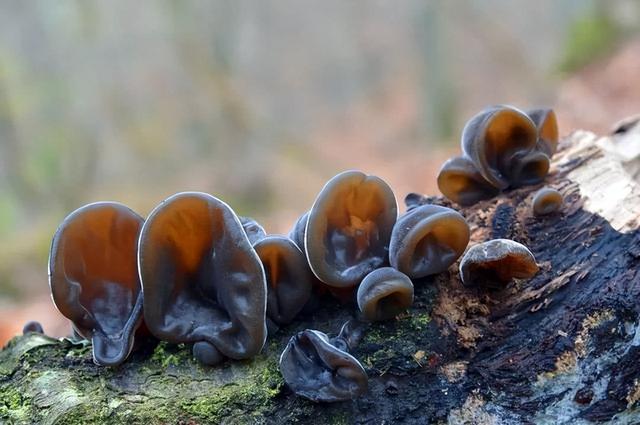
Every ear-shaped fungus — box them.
[279,329,368,402]
[532,187,563,216]
[459,239,539,288]
[305,171,397,288]
[527,108,559,156]
[253,236,312,326]
[240,216,267,244]
[138,192,267,365]
[461,105,548,189]
[357,267,413,321]
[49,202,144,366]
[22,321,44,335]
[389,205,469,278]
[437,156,500,207]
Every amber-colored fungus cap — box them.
[49,202,144,366]
[532,187,563,216]
[138,192,267,365]
[279,329,368,402]
[305,171,397,288]
[389,204,470,279]
[527,108,559,156]
[254,236,313,326]
[462,105,540,190]
[357,267,414,322]
[437,156,500,206]
[459,239,539,288]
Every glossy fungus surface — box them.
[305,171,397,288]
[240,216,267,245]
[138,192,267,365]
[437,156,500,206]
[532,187,563,216]
[462,105,547,189]
[22,321,44,335]
[459,239,539,288]
[254,236,313,326]
[288,211,309,254]
[528,108,559,156]
[49,202,144,366]
[279,329,368,402]
[389,205,470,278]
[357,268,413,321]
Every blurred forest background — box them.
[1,0,640,343]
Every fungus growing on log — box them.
[437,105,556,206]
[389,205,470,278]
[279,328,368,402]
[532,187,563,216]
[356,267,413,321]
[305,170,397,288]
[459,239,539,288]
[253,235,312,326]
[138,192,267,366]
[48,202,144,366]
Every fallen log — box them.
[2,126,640,424]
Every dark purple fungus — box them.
[527,108,559,156]
[279,328,368,402]
[461,105,548,189]
[253,235,312,326]
[22,321,44,335]
[305,171,397,288]
[240,216,267,244]
[389,205,470,279]
[459,239,539,289]
[288,211,309,253]
[437,156,500,207]
[357,268,413,321]
[532,187,563,216]
[49,202,144,366]
[138,192,267,366]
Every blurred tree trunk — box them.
[2,127,640,424]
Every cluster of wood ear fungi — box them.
[45,104,553,402]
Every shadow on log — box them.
[2,130,640,424]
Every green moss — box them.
[150,341,191,368]
[0,385,31,422]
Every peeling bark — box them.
[2,129,640,424]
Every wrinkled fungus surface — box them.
[390,205,470,278]
[357,267,414,322]
[528,108,559,156]
[532,187,563,216]
[459,239,539,288]
[254,236,313,326]
[49,202,144,366]
[279,329,368,402]
[138,192,267,365]
[240,216,267,245]
[305,171,398,288]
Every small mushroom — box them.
[305,170,398,288]
[240,216,267,244]
[22,321,44,335]
[459,239,539,288]
[437,156,500,206]
[532,187,563,216]
[138,192,267,366]
[356,268,414,321]
[279,328,368,402]
[49,202,144,366]
[288,211,309,254]
[253,235,313,326]
[389,205,470,278]
[527,108,559,156]
[461,105,545,190]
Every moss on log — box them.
[2,129,640,424]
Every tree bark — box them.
[2,128,640,424]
